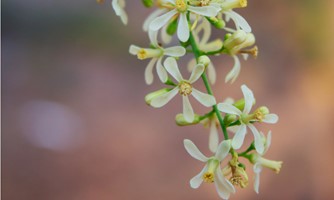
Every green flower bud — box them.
[206,17,226,29]
[142,0,154,7]
[225,114,238,125]
[198,55,211,67]
[233,98,256,111]
[167,18,178,36]
[175,113,201,126]
[145,88,172,106]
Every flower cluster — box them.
[101,0,283,198]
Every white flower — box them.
[220,0,251,33]
[252,131,283,194]
[112,0,128,25]
[223,30,256,83]
[184,139,235,199]
[129,30,186,84]
[149,0,221,42]
[217,85,278,154]
[187,18,223,84]
[150,57,216,122]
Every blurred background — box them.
[2,0,334,199]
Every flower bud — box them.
[207,17,226,29]
[145,88,172,106]
[167,18,178,35]
[198,55,211,67]
[175,113,201,126]
[233,98,256,111]
[225,114,237,125]
[142,0,154,7]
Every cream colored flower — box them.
[149,57,216,122]
[251,131,283,194]
[223,30,256,83]
[184,139,236,199]
[218,85,278,154]
[149,0,221,42]
[129,30,186,84]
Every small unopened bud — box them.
[225,114,237,125]
[167,18,178,35]
[250,154,283,174]
[233,98,256,111]
[206,17,225,29]
[175,113,201,126]
[142,0,154,7]
[145,88,171,105]
[198,55,211,67]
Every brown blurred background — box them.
[2,0,334,199]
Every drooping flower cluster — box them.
[102,0,283,199]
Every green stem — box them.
[188,31,229,140]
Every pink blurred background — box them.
[2,0,334,199]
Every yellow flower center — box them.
[179,82,192,96]
[199,0,211,6]
[175,0,188,12]
[239,0,247,7]
[203,172,214,183]
[254,110,265,122]
[137,49,147,60]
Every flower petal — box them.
[192,88,216,107]
[183,139,209,162]
[161,24,173,44]
[143,8,167,31]
[231,124,247,149]
[156,57,168,83]
[248,124,264,154]
[214,168,235,199]
[187,58,196,73]
[145,58,158,85]
[209,119,219,153]
[148,30,159,47]
[217,103,242,115]
[217,167,236,193]
[241,84,255,114]
[149,9,178,31]
[164,46,186,57]
[225,10,251,33]
[190,164,208,189]
[263,114,279,124]
[189,64,205,83]
[188,6,221,17]
[183,96,195,122]
[215,140,231,161]
[177,13,190,42]
[225,55,240,83]
[164,57,183,82]
[112,0,128,25]
[253,163,263,194]
[129,45,140,55]
[150,87,178,108]
[265,131,272,153]
[207,63,217,84]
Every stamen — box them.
[203,172,214,183]
[175,0,187,12]
[137,49,147,60]
[239,46,258,58]
[179,82,193,96]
